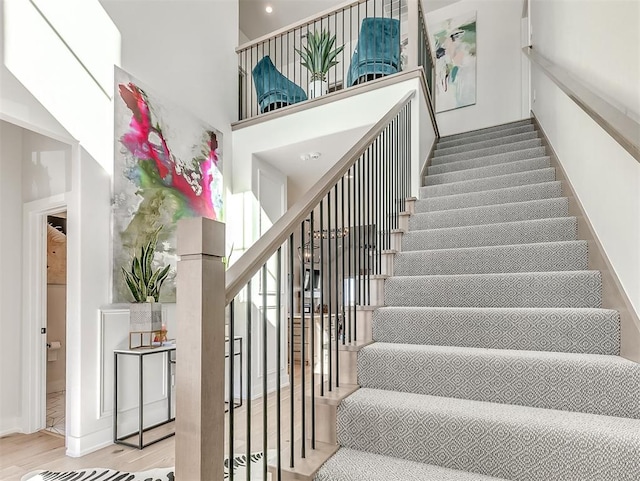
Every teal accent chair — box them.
[347,17,401,87]
[252,56,307,113]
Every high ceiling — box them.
[239,0,463,42]
[239,0,345,41]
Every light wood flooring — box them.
[0,364,338,481]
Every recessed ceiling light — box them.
[265,5,273,13]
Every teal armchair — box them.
[347,17,401,87]
[252,56,308,113]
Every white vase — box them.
[309,80,328,99]
[129,302,162,332]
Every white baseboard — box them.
[66,428,113,458]
[0,417,22,437]
[66,399,172,457]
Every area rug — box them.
[21,452,267,481]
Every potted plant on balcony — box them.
[296,29,344,99]
[122,226,171,336]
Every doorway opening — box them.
[44,212,67,436]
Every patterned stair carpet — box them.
[315,118,640,480]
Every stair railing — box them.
[523,47,640,162]
[236,0,407,120]
[175,90,414,480]
[237,0,439,125]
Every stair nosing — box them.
[415,180,563,211]
[410,196,568,219]
[424,156,551,184]
[431,139,544,166]
[433,131,541,160]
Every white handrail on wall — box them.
[523,47,640,163]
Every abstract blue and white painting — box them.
[431,11,477,113]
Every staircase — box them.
[315,119,640,480]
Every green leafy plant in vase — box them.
[122,226,171,335]
[296,29,344,99]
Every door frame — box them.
[22,194,68,433]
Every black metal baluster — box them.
[333,184,340,387]
[288,234,295,469]
[262,263,268,480]
[319,200,325,397]
[340,177,346,345]
[350,165,356,340]
[372,138,378,276]
[276,248,282,481]
[358,155,364,308]
[229,301,235,481]
[250,46,255,117]
[300,221,306,459]
[408,103,412,202]
[246,280,252,480]
[387,124,393,248]
[347,168,352,343]
[310,210,316,450]
[245,49,248,120]
[327,192,333,391]
[400,109,404,214]
[341,7,345,91]
[364,146,370,304]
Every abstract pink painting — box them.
[113,68,223,302]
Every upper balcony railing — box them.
[236,0,436,121]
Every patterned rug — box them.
[21,452,266,481]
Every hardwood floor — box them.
[0,365,333,481]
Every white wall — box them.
[233,76,428,195]
[530,0,639,123]
[427,0,525,136]
[65,147,111,456]
[22,130,73,203]
[0,121,24,435]
[530,0,640,318]
[3,0,119,173]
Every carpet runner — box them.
[315,118,640,480]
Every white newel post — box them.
[175,217,225,480]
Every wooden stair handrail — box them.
[524,46,640,163]
[225,89,416,305]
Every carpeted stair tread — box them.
[337,388,640,481]
[415,181,562,212]
[402,217,578,251]
[433,131,540,160]
[384,271,602,308]
[315,448,506,481]
[428,145,546,175]
[358,343,640,418]
[409,198,569,230]
[439,119,533,143]
[420,168,556,198]
[424,157,550,186]
[394,241,587,276]
[430,139,543,167]
[437,123,535,150]
[372,306,620,355]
